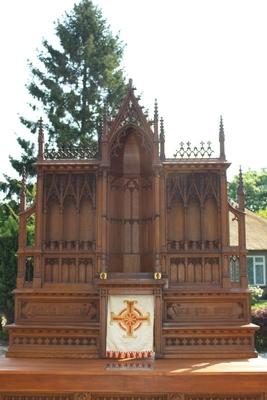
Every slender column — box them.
[153,168,161,273]
[96,172,102,275]
[239,224,248,288]
[17,169,27,288]
[59,207,64,250]
[153,100,160,164]
[238,167,247,287]
[220,170,229,247]
[217,206,222,250]
[159,172,167,273]
[34,118,44,287]
[101,169,108,273]
[184,204,188,250]
[100,288,108,357]
[222,254,231,288]
[76,208,80,250]
[154,288,163,357]
[16,255,25,288]
[42,207,47,250]
[17,215,27,289]
[75,205,80,283]
[220,169,230,288]
[200,204,205,249]
[33,171,43,288]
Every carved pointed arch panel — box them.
[187,198,201,242]
[47,199,61,243]
[63,197,77,242]
[79,198,95,246]
[108,128,153,273]
[167,200,184,249]
[204,196,219,247]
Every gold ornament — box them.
[100,271,107,280]
[154,272,162,280]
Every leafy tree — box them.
[0,201,19,322]
[229,169,267,212]
[10,0,126,178]
[0,184,36,323]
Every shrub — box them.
[249,285,264,305]
[251,307,267,352]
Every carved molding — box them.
[19,301,98,321]
[0,394,264,400]
[44,173,96,209]
[164,336,252,347]
[165,301,245,322]
[12,336,97,347]
[109,176,152,192]
[8,327,99,336]
[163,327,255,335]
[167,173,220,208]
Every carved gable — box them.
[103,81,154,160]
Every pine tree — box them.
[0,1,126,319]
[9,0,126,179]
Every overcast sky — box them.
[1,0,267,182]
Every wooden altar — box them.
[6,80,257,359]
[2,80,266,400]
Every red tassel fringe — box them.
[106,350,153,359]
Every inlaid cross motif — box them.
[111,300,150,337]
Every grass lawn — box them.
[251,300,267,311]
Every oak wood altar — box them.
[6,81,258,360]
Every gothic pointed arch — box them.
[101,82,154,164]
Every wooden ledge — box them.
[0,357,267,393]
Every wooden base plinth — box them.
[0,357,267,398]
[6,323,258,360]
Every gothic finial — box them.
[128,78,133,90]
[19,166,26,212]
[238,166,245,211]
[38,117,44,160]
[160,117,165,160]
[160,117,165,136]
[219,115,225,160]
[154,99,159,142]
[154,99,158,120]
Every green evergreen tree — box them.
[10,0,126,178]
[0,0,127,322]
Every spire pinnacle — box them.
[128,78,133,91]
[160,117,165,161]
[153,99,159,142]
[237,166,245,211]
[38,117,44,160]
[154,99,158,120]
[219,115,225,160]
[19,166,26,212]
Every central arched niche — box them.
[108,127,153,273]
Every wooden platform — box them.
[0,357,267,399]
